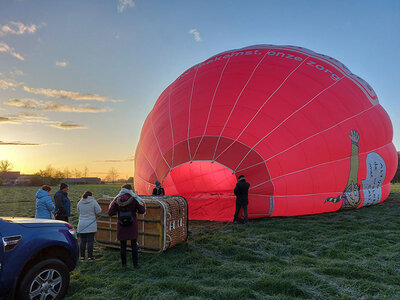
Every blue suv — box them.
[0,217,78,299]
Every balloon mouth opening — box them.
[163,160,237,221]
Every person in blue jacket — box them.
[35,185,55,219]
[54,183,71,222]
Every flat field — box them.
[1,184,400,299]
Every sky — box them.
[0,0,399,179]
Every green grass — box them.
[0,184,122,223]
[1,184,400,299]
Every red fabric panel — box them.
[163,161,237,221]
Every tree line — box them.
[1,153,399,186]
[0,160,126,186]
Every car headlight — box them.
[64,223,77,238]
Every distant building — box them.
[0,171,21,185]
[62,177,102,185]
[81,177,102,184]
[15,175,34,185]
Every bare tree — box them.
[33,165,65,186]
[63,168,70,179]
[44,165,55,178]
[73,168,81,178]
[37,165,55,178]
[83,166,89,177]
[108,167,119,183]
[0,160,13,172]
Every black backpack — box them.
[118,209,133,226]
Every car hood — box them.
[0,217,69,228]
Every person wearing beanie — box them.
[54,183,71,222]
[152,180,165,196]
[233,175,250,224]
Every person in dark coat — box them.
[108,184,146,268]
[233,175,250,224]
[152,180,165,196]
[54,183,70,222]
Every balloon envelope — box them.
[134,45,397,221]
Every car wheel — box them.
[16,258,69,300]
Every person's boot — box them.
[121,256,127,267]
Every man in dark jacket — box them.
[233,175,250,224]
[54,183,70,222]
[152,180,165,196]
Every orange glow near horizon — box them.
[0,145,135,179]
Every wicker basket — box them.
[95,195,188,253]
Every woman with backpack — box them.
[77,191,101,261]
[108,184,146,268]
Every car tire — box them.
[16,258,70,300]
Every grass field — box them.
[1,184,400,299]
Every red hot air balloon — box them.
[134,45,398,221]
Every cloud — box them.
[0,113,80,129]
[24,119,54,125]
[1,110,88,131]
[23,86,108,101]
[4,98,112,113]
[56,61,68,67]
[12,113,47,119]
[94,156,134,163]
[0,42,24,60]
[9,70,24,77]
[189,29,202,42]
[0,21,42,36]
[0,113,50,125]
[44,102,112,113]
[0,116,19,124]
[0,140,40,146]
[50,122,87,130]
[118,0,135,12]
[95,159,125,163]
[0,79,21,90]
[3,98,40,109]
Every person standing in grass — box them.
[77,191,101,261]
[233,175,250,224]
[152,180,165,196]
[108,184,146,268]
[54,183,70,222]
[35,185,55,219]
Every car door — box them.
[0,228,4,292]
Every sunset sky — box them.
[1,0,399,179]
